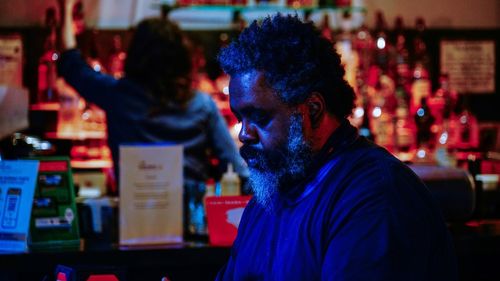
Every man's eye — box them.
[251,114,270,126]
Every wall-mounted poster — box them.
[440,40,495,94]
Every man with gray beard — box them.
[216,14,457,281]
[243,113,312,210]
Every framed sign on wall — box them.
[440,40,496,95]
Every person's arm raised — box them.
[58,0,77,50]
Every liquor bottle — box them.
[335,10,359,95]
[451,95,479,150]
[320,13,333,42]
[358,105,375,141]
[185,181,208,239]
[413,97,436,163]
[368,11,396,152]
[107,35,126,79]
[410,62,431,115]
[434,117,457,167]
[37,7,59,103]
[86,29,105,73]
[372,11,390,73]
[370,96,395,152]
[410,17,431,115]
[82,30,107,134]
[433,75,458,166]
[428,74,457,125]
[392,16,413,156]
[414,97,435,148]
[392,16,410,90]
[393,81,415,159]
[353,23,373,78]
[412,17,430,69]
[205,178,216,197]
[369,71,396,152]
[350,20,373,129]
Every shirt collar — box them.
[279,119,359,206]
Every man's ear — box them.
[306,92,325,129]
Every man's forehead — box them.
[230,70,267,92]
[229,70,278,105]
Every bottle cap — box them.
[222,163,239,181]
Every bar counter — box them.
[1,220,500,281]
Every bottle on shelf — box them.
[410,17,431,115]
[335,10,359,96]
[358,105,375,142]
[221,163,241,196]
[205,178,217,197]
[434,117,457,167]
[391,16,415,159]
[413,97,436,163]
[412,17,430,70]
[393,81,415,160]
[365,11,396,152]
[451,95,479,151]
[428,74,457,126]
[433,74,458,166]
[351,21,373,130]
[392,16,411,92]
[370,94,395,152]
[37,7,60,104]
[107,35,126,79]
[185,181,208,239]
[414,97,435,146]
[86,29,106,73]
[353,22,373,79]
[372,11,391,74]
[320,13,334,42]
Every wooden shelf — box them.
[45,131,106,140]
[30,102,60,111]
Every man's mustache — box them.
[239,145,261,161]
[240,145,288,169]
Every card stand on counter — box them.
[26,156,81,251]
[0,160,39,253]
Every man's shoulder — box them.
[318,138,424,207]
[327,137,405,180]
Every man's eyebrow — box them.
[231,105,261,115]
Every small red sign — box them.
[39,160,68,172]
[86,275,120,281]
[205,196,251,246]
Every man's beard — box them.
[240,114,313,211]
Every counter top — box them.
[1,221,500,281]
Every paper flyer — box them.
[119,144,183,245]
[0,160,39,252]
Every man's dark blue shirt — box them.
[217,121,457,281]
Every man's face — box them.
[229,70,313,209]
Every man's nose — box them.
[239,120,258,144]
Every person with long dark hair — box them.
[58,0,247,187]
